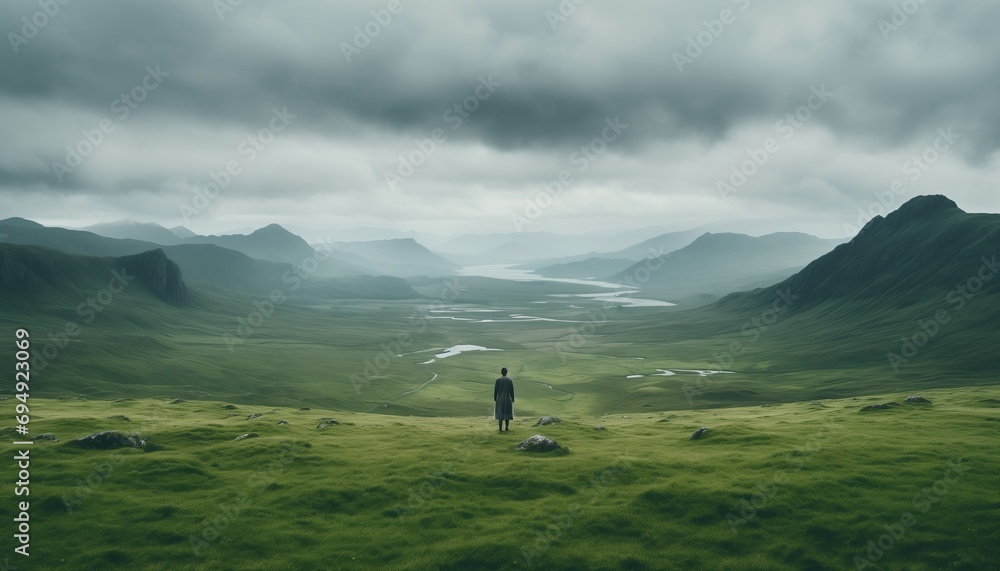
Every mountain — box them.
[181,224,319,264]
[609,232,844,304]
[332,238,456,276]
[526,228,706,271]
[0,243,188,304]
[169,225,197,238]
[0,217,44,229]
[728,195,1000,311]
[81,220,183,245]
[0,221,367,293]
[532,257,637,278]
[436,229,696,262]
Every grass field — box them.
[2,385,997,570]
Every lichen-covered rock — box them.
[514,434,562,452]
[234,433,259,441]
[246,413,262,420]
[905,395,932,404]
[107,415,130,422]
[74,431,145,450]
[534,416,562,426]
[860,402,900,411]
[278,420,289,425]
[691,427,709,440]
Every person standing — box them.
[494,367,514,432]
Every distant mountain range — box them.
[331,238,456,276]
[607,232,845,304]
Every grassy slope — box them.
[1,386,996,570]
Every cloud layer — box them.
[1,0,997,236]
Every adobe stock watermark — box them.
[511,116,628,231]
[672,0,751,73]
[545,0,588,31]
[684,288,799,404]
[843,126,960,237]
[349,278,464,395]
[554,246,663,364]
[7,0,72,54]
[222,238,333,353]
[340,0,410,62]
[727,417,838,532]
[853,459,971,570]
[30,268,135,372]
[520,457,632,565]
[877,0,934,41]
[189,441,306,555]
[178,106,295,223]
[718,84,833,201]
[50,65,169,182]
[887,254,997,372]
[384,75,501,193]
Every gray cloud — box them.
[0,0,997,235]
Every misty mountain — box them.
[437,228,697,262]
[332,238,456,276]
[81,220,184,245]
[609,232,844,304]
[532,257,637,278]
[181,224,320,265]
[525,227,706,271]
[0,220,372,293]
[170,225,198,238]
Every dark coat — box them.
[494,376,514,420]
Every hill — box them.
[4,388,997,569]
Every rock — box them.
[116,248,189,303]
[246,413,262,420]
[690,427,709,440]
[905,395,932,404]
[74,431,146,450]
[169,399,185,404]
[859,402,900,411]
[298,407,311,411]
[514,434,562,452]
[222,404,238,410]
[278,420,289,425]
[594,426,606,431]
[534,416,562,426]
[107,415,130,422]
[316,418,340,429]
[234,433,259,441]
[37,433,58,442]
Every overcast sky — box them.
[1,0,998,238]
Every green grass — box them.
[2,386,997,570]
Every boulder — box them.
[905,395,932,404]
[594,426,606,431]
[234,433,259,441]
[74,431,145,450]
[860,402,900,411]
[246,413,262,420]
[514,434,562,453]
[107,415,130,422]
[690,427,709,440]
[534,416,562,426]
[277,420,289,425]
[317,418,340,429]
[37,433,58,442]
